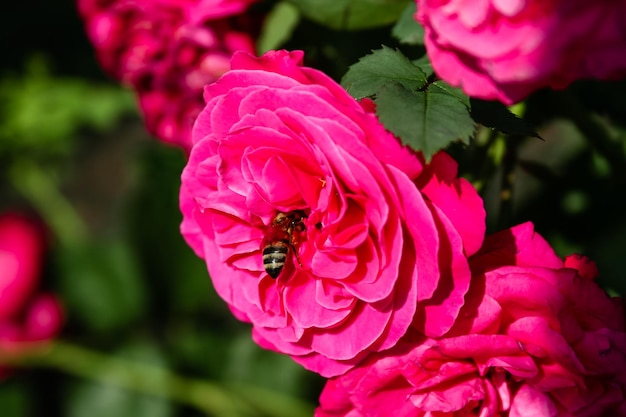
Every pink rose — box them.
[0,213,42,321]
[77,0,260,149]
[416,0,626,104]
[316,222,626,416]
[180,49,485,377]
[0,213,64,378]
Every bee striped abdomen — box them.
[263,240,289,278]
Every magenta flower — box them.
[415,0,626,104]
[0,213,64,378]
[0,213,42,321]
[180,49,485,377]
[316,222,626,416]
[77,0,260,149]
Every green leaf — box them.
[391,2,424,45]
[257,2,300,53]
[55,239,147,333]
[431,80,471,107]
[411,55,434,78]
[375,81,475,158]
[288,0,408,30]
[341,46,428,99]
[470,98,541,138]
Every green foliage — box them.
[55,240,147,334]
[288,0,408,30]
[0,380,29,417]
[343,48,474,158]
[257,2,301,53]
[223,334,316,398]
[432,80,470,107]
[376,81,475,158]
[470,99,540,139]
[391,2,424,45]
[341,46,428,98]
[0,56,135,157]
[410,55,433,78]
[66,381,172,417]
[64,344,173,417]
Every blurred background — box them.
[1,0,625,416]
[1,1,325,416]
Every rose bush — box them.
[316,222,626,416]
[415,0,626,104]
[180,49,486,377]
[78,0,259,149]
[0,213,64,378]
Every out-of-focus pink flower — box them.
[77,0,260,149]
[180,49,485,377]
[316,222,626,416]
[415,0,626,105]
[0,214,42,321]
[0,213,64,378]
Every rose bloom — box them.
[77,0,260,149]
[0,213,64,378]
[180,49,486,377]
[415,0,626,104]
[316,222,626,416]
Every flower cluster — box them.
[78,0,260,149]
[180,49,486,377]
[74,0,626,411]
[416,0,626,104]
[179,49,626,413]
[0,213,63,378]
[316,223,626,416]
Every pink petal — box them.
[0,214,43,320]
[415,202,471,337]
[309,301,392,361]
[315,280,356,310]
[292,350,362,378]
[418,152,486,256]
[471,222,563,273]
[285,274,352,329]
[510,384,559,417]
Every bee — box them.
[262,210,306,279]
